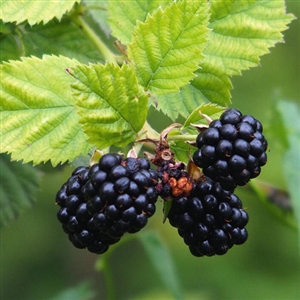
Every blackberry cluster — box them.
[167,178,248,257]
[193,108,268,190]
[55,153,158,254]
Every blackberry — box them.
[55,166,120,254]
[167,177,249,257]
[193,108,268,190]
[55,154,158,254]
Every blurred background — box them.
[1,1,299,300]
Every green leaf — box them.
[278,100,300,234]
[192,0,295,108]
[250,181,297,231]
[166,104,225,163]
[19,17,105,64]
[156,78,230,121]
[108,0,170,44]
[148,1,294,120]
[183,103,226,128]
[191,67,233,106]
[0,0,79,25]
[69,63,148,148]
[156,84,208,121]
[139,231,184,300]
[0,154,40,227]
[0,55,92,166]
[128,0,209,95]
[0,33,22,62]
[205,0,295,76]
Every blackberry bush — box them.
[193,108,268,190]
[55,153,159,254]
[167,177,249,257]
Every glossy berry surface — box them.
[55,154,158,254]
[167,177,249,257]
[193,108,268,190]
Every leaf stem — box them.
[81,5,107,12]
[70,7,117,64]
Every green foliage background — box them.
[0,1,299,300]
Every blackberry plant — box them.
[0,0,297,299]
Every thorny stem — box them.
[70,5,117,64]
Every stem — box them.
[167,134,197,141]
[81,5,107,12]
[95,234,140,299]
[101,254,116,300]
[70,8,117,64]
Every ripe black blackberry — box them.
[193,108,268,190]
[55,153,159,253]
[167,177,249,257]
[55,165,120,254]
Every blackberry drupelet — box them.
[193,108,268,190]
[55,153,159,253]
[167,177,249,257]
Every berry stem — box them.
[100,254,116,300]
[69,5,117,64]
[167,134,197,141]
[95,234,140,299]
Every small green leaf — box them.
[108,0,170,44]
[139,231,184,300]
[0,154,40,227]
[156,75,231,121]
[128,0,209,95]
[250,181,297,231]
[183,103,226,128]
[191,67,233,106]
[166,104,225,162]
[0,0,79,25]
[156,84,209,121]
[0,55,92,166]
[278,100,300,235]
[69,63,148,148]
[163,199,173,223]
[169,137,194,165]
